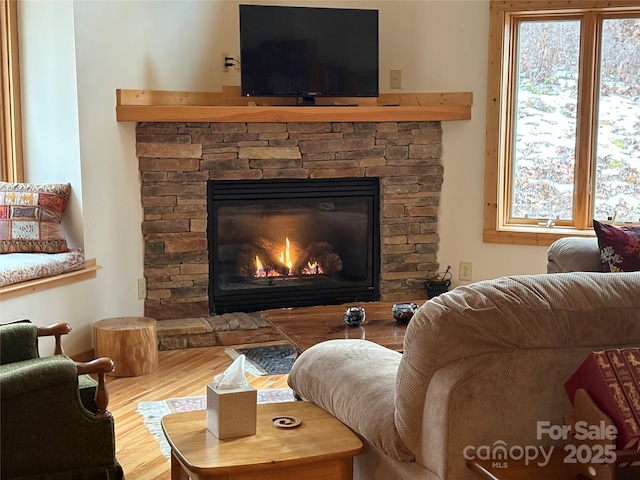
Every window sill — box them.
[483,227,596,246]
[0,258,101,301]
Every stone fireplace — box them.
[137,120,443,321]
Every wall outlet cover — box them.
[459,261,472,281]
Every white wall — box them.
[0,0,89,355]
[18,1,84,247]
[1,0,548,354]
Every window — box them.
[484,1,640,245]
[1,0,23,183]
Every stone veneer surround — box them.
[137,120,443,321]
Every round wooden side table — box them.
[93,316,158,377]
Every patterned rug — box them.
[225,343,296,375]
[137,388,296,461]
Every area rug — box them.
[137,388,296,460]
[225,343,296,375]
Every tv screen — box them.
[239,4,379,101]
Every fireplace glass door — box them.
[208,178,380,313]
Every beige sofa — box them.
[288,272,640,480]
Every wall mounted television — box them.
[239,4,379,104]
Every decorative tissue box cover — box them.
[206,383,257,439]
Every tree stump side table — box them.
[93,316,158,377]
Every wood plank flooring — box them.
[106,341,289,480]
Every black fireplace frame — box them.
[207,177,380,313]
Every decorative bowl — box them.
[392,303,419,324]
[343,306,366,326]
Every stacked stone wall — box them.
[137,121,443,320]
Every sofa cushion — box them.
[0,182,71,253]
[593,220,640,272]
[0,248,86,287]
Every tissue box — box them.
[206,383,257,439]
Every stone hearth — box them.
[156,311,282,351]
[137,120,443,346]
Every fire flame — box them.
[302,261,321,275]
[279,237,292,272]
[255,256,266,277]
[253,237,324,278]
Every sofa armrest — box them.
[546,236,601,273]
[288,339,413,462]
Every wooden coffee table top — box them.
[161,401,363,479]
[261,300,422,354]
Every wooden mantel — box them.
[116,87,472,123]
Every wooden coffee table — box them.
[261,300,420,354]
[161,401,363,480]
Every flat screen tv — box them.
[239,4,379,103]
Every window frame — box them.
[1,0,23,183]
[484,0,640,246]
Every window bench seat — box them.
[0,249,100,300]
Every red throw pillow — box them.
[593,220,640,272]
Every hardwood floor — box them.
[106,341,289,480]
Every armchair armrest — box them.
[37,322,72,355]
[0,356,79,399]
[76,357,115,418]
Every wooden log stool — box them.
[93,317,158,377]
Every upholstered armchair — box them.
[0,321,124,479]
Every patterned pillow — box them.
[0,182,71,253]
[593,220,640,272]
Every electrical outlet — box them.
[459,261,472,281]
[222,52,230,72]
[390,69,402,89]
[137,277,147,300]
